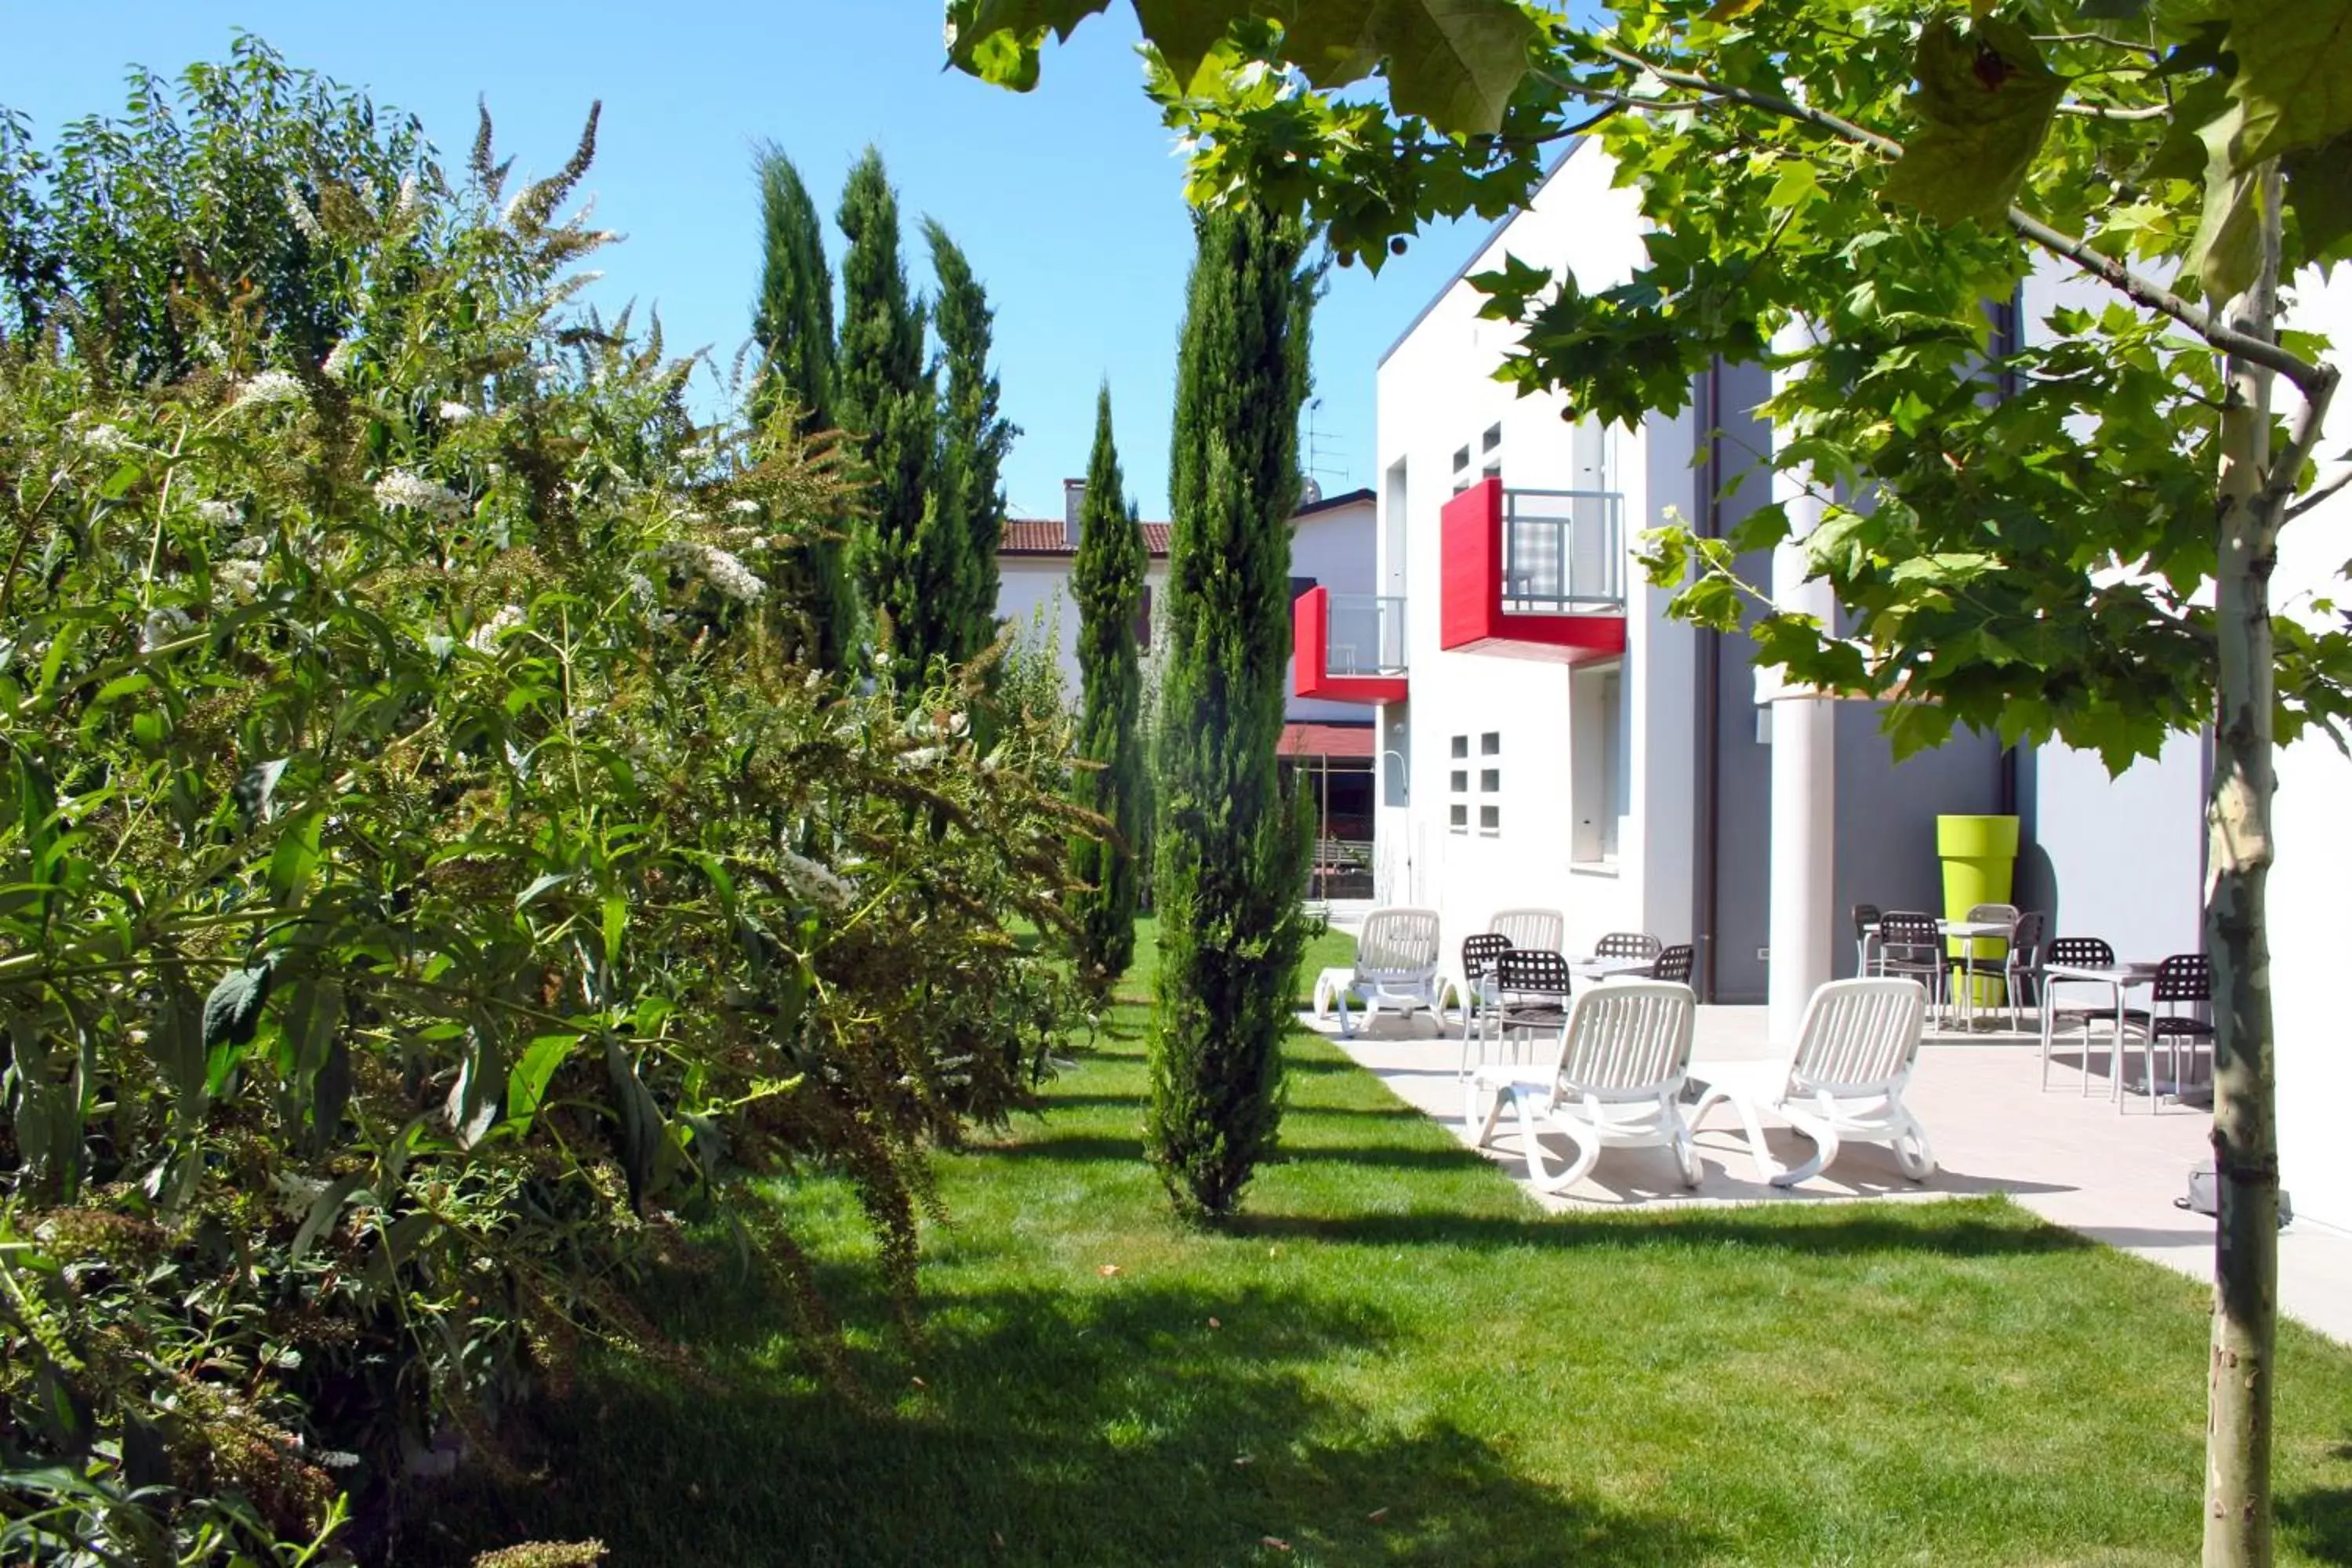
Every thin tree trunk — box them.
[2204,165,2284,1568]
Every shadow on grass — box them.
[1229,1203,2100,1258]
[2281,1466,2352,1565]
[411,1273,1711,1568]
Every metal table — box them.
[2042,960,2166,1110]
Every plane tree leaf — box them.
[1881,17,2063,226]
[2224,0,2352,172]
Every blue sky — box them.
[7,1,1489,521]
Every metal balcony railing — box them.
[1323,593,1408,676]
[1501,488,1624,614]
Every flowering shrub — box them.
[0,56,1083,1565]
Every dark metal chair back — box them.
[1461,931,1512,982]
[1876,912,1941,963]
[2045,935,2116,970]
[1650,944,1695,985]
[1495,947,1573,998]
[1852,903,1882,941]
[2153,952,2211,1005]
[1595,931,1662,962]
[2007,910,2046,966]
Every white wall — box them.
[997,554,1169,706]
[1374,140,1690,959]
[1285,494,1381,724]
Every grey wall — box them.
[1696,361,1777,1004]
[1830,706,2006,977]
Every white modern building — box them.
[1352,137,2352,1228]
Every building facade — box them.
[1360,138,2352,1228]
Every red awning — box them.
[1278,723,1376,760]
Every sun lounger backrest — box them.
[1788,978,1927,1098]
[1553,981,1697,1097]
[1357,908,1440,977]
[1491,907,1563,954]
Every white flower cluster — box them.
[653,539,768,604]
[374,470,469,524]
[231,370,307,411]
[322,339,358,383]
[140,607,192,653]
[68,416,135,455]
[726,499,762,516]
[230,535,268,559]
[390,173,423,230]
[437,401,476,425]
[281,176,328,245]
[779,848,857,910]
[466,603,528,654]
[216,559,264,601]
[196,499,241,528]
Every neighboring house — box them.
[1358,136,2352,1228]
[996,479,1381,895]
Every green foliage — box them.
[0,60,1081,1564]
[0,34,434,378]
[1147,205,1315,1223]
[1069,385,1146,994]
[750,145,858,669]
[925,218,1015,667]
[1878,17,2063,226]
[945,0,1543,132]
[835,149,942,689]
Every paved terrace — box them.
[1305,1004,2352,1345]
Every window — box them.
[1480,731,1501,756]
[1571,663,1626,863]
[1480,805,1501,833]
[1450,804,1469,829]
[1482,422,1502,452]
[1447,737,1469,833]
[1479,768,1500,793]
[1450,735,1468,759]
[1450,770,1468,793]
[1452,445,1470,473]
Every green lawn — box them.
[424,921,2352,1566]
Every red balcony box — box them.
[1292,586,1408,704]
[1439,477,1628,663]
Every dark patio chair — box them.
[1491,947,1574,1063]
[1852,902,1883,976]
[1650,943,1695,985]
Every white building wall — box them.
[1285,495,1381,724]
[1374,141,1686,959]
[997,554,1171,705]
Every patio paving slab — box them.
[1308,1003,2352,1345]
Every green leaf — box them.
[516,870,572,909]
[268,809,325,902]
[2186,100,2266,300]
[945,0,1113,88]
[200,961,274,1052]
[605,1033,666,1213]
[1881,18,2063,226]
[447,1024,504,1150]
[2285,133,2352,265]
[506,1031,579,1131]
[2224,0,2352,171]
[1276,0,1541,134]
[291,1173,365,1261]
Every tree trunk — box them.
[2203,166,2284,1568]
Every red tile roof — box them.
[999,518,1171,557]
[1279,722,1377,760]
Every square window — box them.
[1452,445,1470,472]
[1482,422,1502,452]
[1450,770,1468,793]
[1450,804,1468,830]
[1479,805,1501,832]
[1450,735,1468,759]
[1480,768,1500,793]
[1480,732,1501,755]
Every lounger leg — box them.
[1694,1085,1781,1185]
[1668,1098,1701,1188]
[1892,1108,1936,1181]
[1524,1102,1599,1193]
[1772,1105,1838,1188]
[1468,1079,1510,1148]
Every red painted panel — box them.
[1438,476,1626,665]
[1292,585,1406,704]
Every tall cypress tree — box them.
[925,218,1014,666]
[1145,204,1316,1222]
[1069,383,1145,993]
[835,147,938,688]
[750,143,857,669]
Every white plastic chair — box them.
[1691,978,1933,1187]
[1464,981,1700,1192]
[1330,907,1443,1036]
[1490,907,1564,954]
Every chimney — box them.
[1063,478,1087,546]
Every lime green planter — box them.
[1938,815,2020,1004]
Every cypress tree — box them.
[1145,204,1316,1223]
[1069,383,1145,993]
[750,143,857,668]
[925,218,1015,666]
[834,147,938,688]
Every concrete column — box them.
[1765,325,1837,1045]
